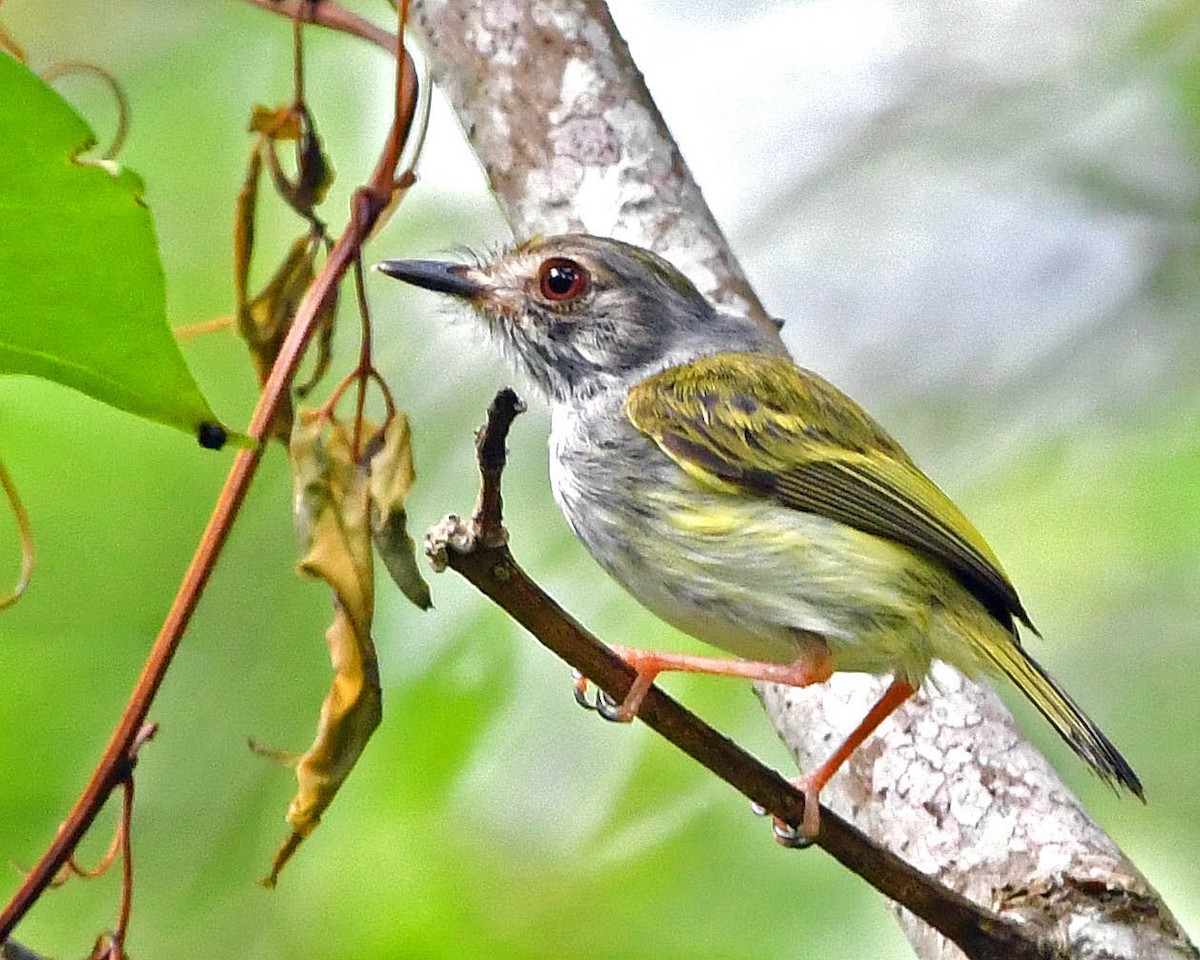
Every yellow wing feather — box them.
[625,352,1035,632]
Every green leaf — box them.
[0,55,235,445]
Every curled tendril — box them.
[395,29,432,187]
[0,458,34,612]
[0,21,26,61]
[41,59,130,160]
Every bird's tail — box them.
[979,638,1144,800]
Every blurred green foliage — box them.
[0,2,1196,958]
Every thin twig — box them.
[172,314,234,340]
[112,723,156,957]
[470,388,524,547]
[0,3,418,940]
[426,390,1056,960]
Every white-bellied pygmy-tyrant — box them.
[376,234,1143,836]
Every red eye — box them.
[538,257,588,302]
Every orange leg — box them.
[788,677,916,838]
[573,645,913,842]
[575,643,835,723]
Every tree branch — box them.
[426,389,1053,960]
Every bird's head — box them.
[377,234,775,403]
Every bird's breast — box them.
[545,399,1003,682]
[548,401,813,663]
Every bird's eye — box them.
[538,258,588,302]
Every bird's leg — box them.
[577,642,836,723]
[786,677,916,838]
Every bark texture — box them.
[408,0,776,338]
[760,666,1195,960]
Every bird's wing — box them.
[625,352,1033,631]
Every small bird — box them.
[377,234,1143,836]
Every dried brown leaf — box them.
[238,234,316,352]
[233,147,262,317]
[368,412,431,610]
[237,233,319,440]
[262,414,381,886]
[293,106,334,212]
[248,104,302,140]
[262,105,334,218]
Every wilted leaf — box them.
[253,102,334,219]
[232,148,262,320]
[369,412,431,610]
[238,235,316,354]
[261,413,381,886]
[248,104,302,139]
[236,233,321,440]
[291,105,334,213]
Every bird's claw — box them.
[749,801,814,849]
[594,689,625,722]
[772,820,813,849]
[572,670,594,711]
[571,670,628,722]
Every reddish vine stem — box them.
[0,3,418,941]
[117,724,155,953]
[89,722,154,960]
[291,10,304,106]
[99,785,133,958]
[244,0,396,53]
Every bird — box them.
[376,233,1143,836]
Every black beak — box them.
[374,259,486,299]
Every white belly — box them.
[547,402,946,677]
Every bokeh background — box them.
[1,1,1197,957]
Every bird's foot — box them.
[750,773,820,847]
[750,801,814,849]
[571,668,652,722]
[788,773,822,839]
